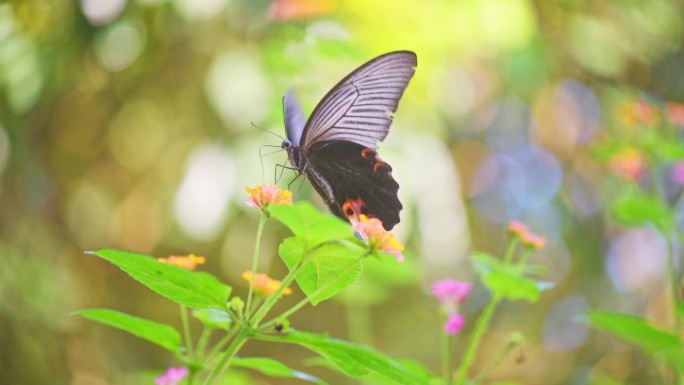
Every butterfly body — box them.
[282,51,417,230]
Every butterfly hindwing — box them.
[305,141,401,230]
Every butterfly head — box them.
[281,139,292,150]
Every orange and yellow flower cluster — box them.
[353,215,405,261]
[245,184,292,212]
[242,271,293,297]
[157,254,206,270]
[507,220,546,250]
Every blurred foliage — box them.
[1,0,684,384]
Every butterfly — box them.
[281,51,417,230]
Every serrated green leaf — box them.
[586,311,684,366]
[471,252,501,275]
[336,257,419,307]
[270,203,354,247]
[74,308,181,353]
[273,330,431,385]
[482,271,540,302]
[233,357,328,384]
[471,252,541,302]
[192,308,231,329]
[280,237,363,305]
[610,190,674,230]
[88,249,231,309]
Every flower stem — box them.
[441,320,453,384]
[250,251,310,326]
[259,255,366,330]
[245,212,268,319]
[503,238,518,263]
[195,328,212,362]
[180,305,194,358]
[202,328,250,385]
[452,294,501,385]
[204,327,238,365]
[472,334,518,382]
[516,249,533,269]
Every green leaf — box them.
[482,271,540,302]
[586,311,684,365]
[273,330,431,385]
[660,141,684,161]
[472,253,541,302]
[280,237,363,305]
[610,190,674,230]
[233,357,328,384]
[192,308,231,329]
[74,308,181,353]
[269,203,354,248]
[88,249,231,309]
[336,257,419,307]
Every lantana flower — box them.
[155,367,188,385]
[157,254,206,270]
[269,0,335,22]
[507,220,546,251]
[608,147,645,181]
[431,279,471,335]
[507,220,528,238]
[353,215,404,262]
[667,102,684,128]
[444,313,466,335]
[431,279,472,305]
[618,99,659,127]
[242,271,293,296]
[673,162,684,185]
[520,231,546,250]
[245,184,292,212]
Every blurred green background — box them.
[1,0,684,384]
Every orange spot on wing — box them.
[373,161,391,173]
[361,148,376,160]
[342,198,366,222]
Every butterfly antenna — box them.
[251,121,285,141]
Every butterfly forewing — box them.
[301,51,417,150]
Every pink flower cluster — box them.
[155,367,188,385]
[353,215,404,262]
[431,279,472,335]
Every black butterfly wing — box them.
[300,51,417,150]
[305,141,401,230]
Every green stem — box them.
[195,328,212,362]
[180,305,194,358]
[245,212,268,319]
[503,238,519,263]
[441,317,453,384]
[472,335,517,382]
[452,295,502,385]
[259,255,366,330]
[202,329,251,385]
[516,249,533,269]
[204,327,239,365]
[250,253,310,327]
